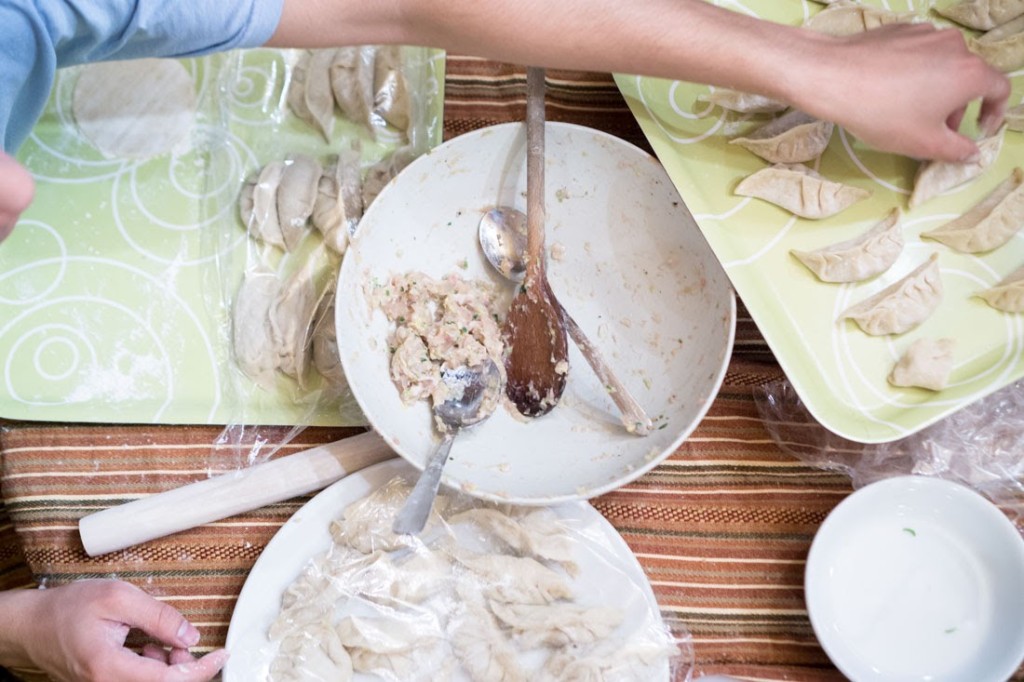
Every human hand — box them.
[0,150,34,242]
[793,22,1010,162]
[1,579,228,682]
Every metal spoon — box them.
[480,207,654,436]
[501,66,569,418]
[392,359,503,535]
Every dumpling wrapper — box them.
[921,167,1024,252]
[72,59,197,159]
[909,131,1004,208]
[277,154,323,252]
[730,110,834,163]
[239,161,287,249]
[696,88,788,116]
[970,14,1024,71]
[791,207,903,282]
[976,264,1024,312]
[841,253,943,335]
[1007,103,1024,132]
[232,269,281,390]
[804,0,918,35]
[734,163,871,219]
[888,338,956,391]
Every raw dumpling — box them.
[734,163,871,219]
[969,14,1024,71]
[1007,103,1024,132]
[372,45,411,132]
[311,287,351,389]
[450,596,527,682]
[363,146,417,207]
[489,600,623,648]
[976,264,1024,312]
[909,131,1004,208]
[311,150,363,254]
[729,110,834,163]
[888,338,956,391]
[804,0,918,35]
[921,167,1024,252]
[448,507,577,569]
[239,161,287,249]
[232,269,281,389]
[331,46,377,127]
[277,154,323,252]
[936,0,1024,29]
[840,253,943,335]
[269,245,333,382]
[791,208,903,282]
[456,552,573,604]
[696,88,788,115]
[287,50,335,141]
[270,622,353,682]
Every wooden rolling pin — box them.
[79,430,394,557]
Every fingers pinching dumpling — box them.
[935,0,1024,30]
[729,110,834,163]
[840,253,943,335]
[791,208,903,282]
[735,163,871,219]
[976,264,1024,312]
[969,14,1024,72]
[909,131,1004,208]
[921,167,1024,253]
[888,338,956,391]
[803,0,918,35]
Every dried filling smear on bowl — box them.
[367,272,505,408]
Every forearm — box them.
[268,0,831,103]
[0,589,41,669]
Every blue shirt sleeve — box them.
[1,0,285,153]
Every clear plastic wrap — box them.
[754,378,1024,527]
[262,476,694,682]
[198,45,445,457]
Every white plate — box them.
[223,458,673,681]
[805,475,1024,682]
[335,122,735,504]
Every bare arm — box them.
[268,0,1010,162]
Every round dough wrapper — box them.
[73,59,197,159]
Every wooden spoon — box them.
[501,67,569,417]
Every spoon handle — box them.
[559,301,654,436]
[392,433,457,535]
[525,66,547,284]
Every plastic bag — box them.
[754,378,1024,526]
[199,45,445,462]
[264,476,694,681]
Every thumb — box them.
[108,584,201,649]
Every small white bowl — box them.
[335,122,735,504]
[805,475,1024,682]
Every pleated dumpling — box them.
[1007,102,1024,132]
[935,0,1024,30]
[735,163,871,219]
[239,160,287,249]
[976,264,1024,312]
[287,50,336,141]
[277,154,323,252]
[791,208,903,282]
[331,46,376,127]
[921,167,1024,252]
[312,150,364,255]
[730,110,834,163]
[969,14,1024,71]
[888,338,956,391]
[804,0,918,35]
[840,253,943,335]
[909,130,1004,208]
[696,88,788,115]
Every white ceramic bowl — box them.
[805,475,1024,682]
[336,122,735,504]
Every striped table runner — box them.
[0,58,1020,682]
